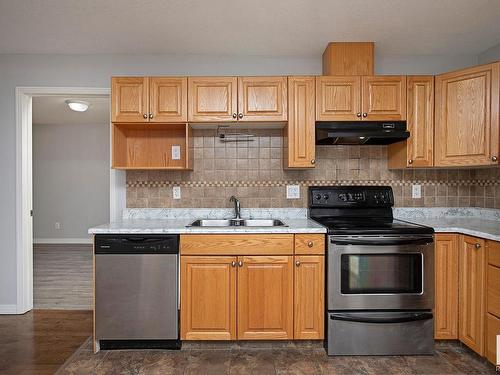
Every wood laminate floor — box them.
[34,244,93,310]
[0,310,92,375]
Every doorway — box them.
[15,87,125,314]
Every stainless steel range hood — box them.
[316,121,409,145]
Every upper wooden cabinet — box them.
[362,76,407,120]
[435,63,500,167]
[112,77,149,122]
[188,77,238,122]
[112,77,187,123]
[150,77,188,122]
[285,76,315,168]
[316,76,361,121]
[459,235,486,356]
[434,234,459,340]
[388,76,434,169]
[316,75,406,121]
[238,77,287,121]
[188,76,287,122]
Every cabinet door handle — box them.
[238,261,243,267]
[295,261,301,267]
[149,113,153,119]
[232,112,237,119]
[362,113,368,118]
[307,241,314,247]
[492,156,498,162]
[143,113,148,119]
[475,243,481,249]
[238,113,243,119]
[408,159,413,165]
[311,159,316,165]
[356,112,362,118]
[231,261,236,267]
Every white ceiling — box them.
[33,96,109,126]
[1,0,500,57]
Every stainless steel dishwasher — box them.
[94,234,180,350]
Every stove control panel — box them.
[309,186,394,207]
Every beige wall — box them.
[127,129,500,209]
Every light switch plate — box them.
[173,186,181,200]
[412,184,422,199]
[172,145,181,160]
[286,185,300,199]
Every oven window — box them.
[340,254,422,294]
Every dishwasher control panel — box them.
[95,235,179,254]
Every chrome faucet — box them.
[229,196,241,219]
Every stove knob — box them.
[314,194,322,201]
[323,194,329,200]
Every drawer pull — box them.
[307,241,314,247]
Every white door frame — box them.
[15,86,123,314]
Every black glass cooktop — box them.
[310,217,434,235]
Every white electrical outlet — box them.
[412,184,422,199]
[173,186,181,199]
[172,145,181,160]
[55,222,61,230]
[286,185,300,199]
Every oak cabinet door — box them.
[434,234,459,339]
[316,76,361,121]
[111,77,149,122]
[180,256,237,340]
[237,256,293,340]
[459,235,486,355]
[361,76,406,120]
[286,76,315,168]
[188,77,238,122]
[486,313,500,365]
[149,77,187,122]
[406,76,434,167]
[435,63,499,166]
[238,77,287,121]
[294,255,324,339]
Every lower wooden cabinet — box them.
[459,235,486,356]
[294,255,324,339]
[180,234,324,341]
[486,313,500,365]
[434,234,459,339]
[180,256,236,340]
[237,256,293,340]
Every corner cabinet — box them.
[388,76,434,169]
[435,63,500,167]
[285,76,316,168]
[179,234,324,341]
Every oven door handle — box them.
[330,312,433,324]
[330,237,433,246]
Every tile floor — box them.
[57,339,496,374]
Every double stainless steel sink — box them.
[188,218,287,227]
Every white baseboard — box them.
[34,238,93,244]
[0,304,18,314]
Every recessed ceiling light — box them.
[65,100,89,112]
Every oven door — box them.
[327,234,434,310]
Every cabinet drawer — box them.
[488,240,500,267]
[486,313,500,365]
[180,234,293,255]
[488,264,500,318]
[294,234,325,255]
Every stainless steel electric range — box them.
[308,186,435,356]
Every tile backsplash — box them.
[126,129,500,209]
